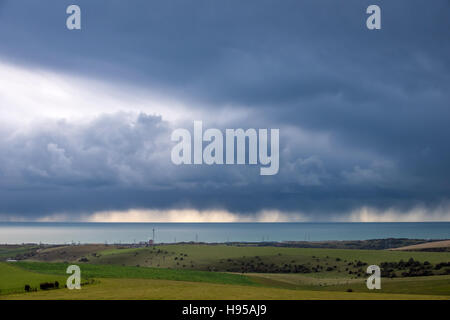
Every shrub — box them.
[40,282,55,290]
[24,284,31,292]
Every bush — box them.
[40,282,55,290]
[24,284,31,292]
[346,288,353,292]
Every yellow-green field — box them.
[0,262,66,295]
[93,244,450,268]
[3,278,449,300]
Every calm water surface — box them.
[0,222,448,244]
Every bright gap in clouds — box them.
[0,60,196,125]
[22,206,450,223]
[346,206,450,222]
[83,209,301,223]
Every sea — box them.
[0,222,449,244]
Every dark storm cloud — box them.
[0,0,449,219]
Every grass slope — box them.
[248,273,450,296]
[0,245,38,260]
[4,278,449,300]
[95,245,450,265]
[15,261,254,286]
[0,262,66,295]
[86,245,450,279]
[4,245,449,300]
[318,275,450,296]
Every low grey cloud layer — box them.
[0,0,449,221]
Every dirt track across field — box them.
[390,240,450,251]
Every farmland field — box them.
[1,243,449,300]
[0,262,66,295]
[0,245,38,260]
[4,278,449,300]
[14,261,255,286]
[26,244,449,269]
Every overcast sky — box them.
[0,0,449,222]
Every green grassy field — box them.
[87,244,450,268]
[15,261,254,286]
[248,272,450,296]
[4,277,449,300]
[318,275,450,296]
[0,262,66,295]
[1,244,449,300]
[99,244,450,262]
[25,244,450,270]
[86,245,450,280]
[0,245,38,260]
